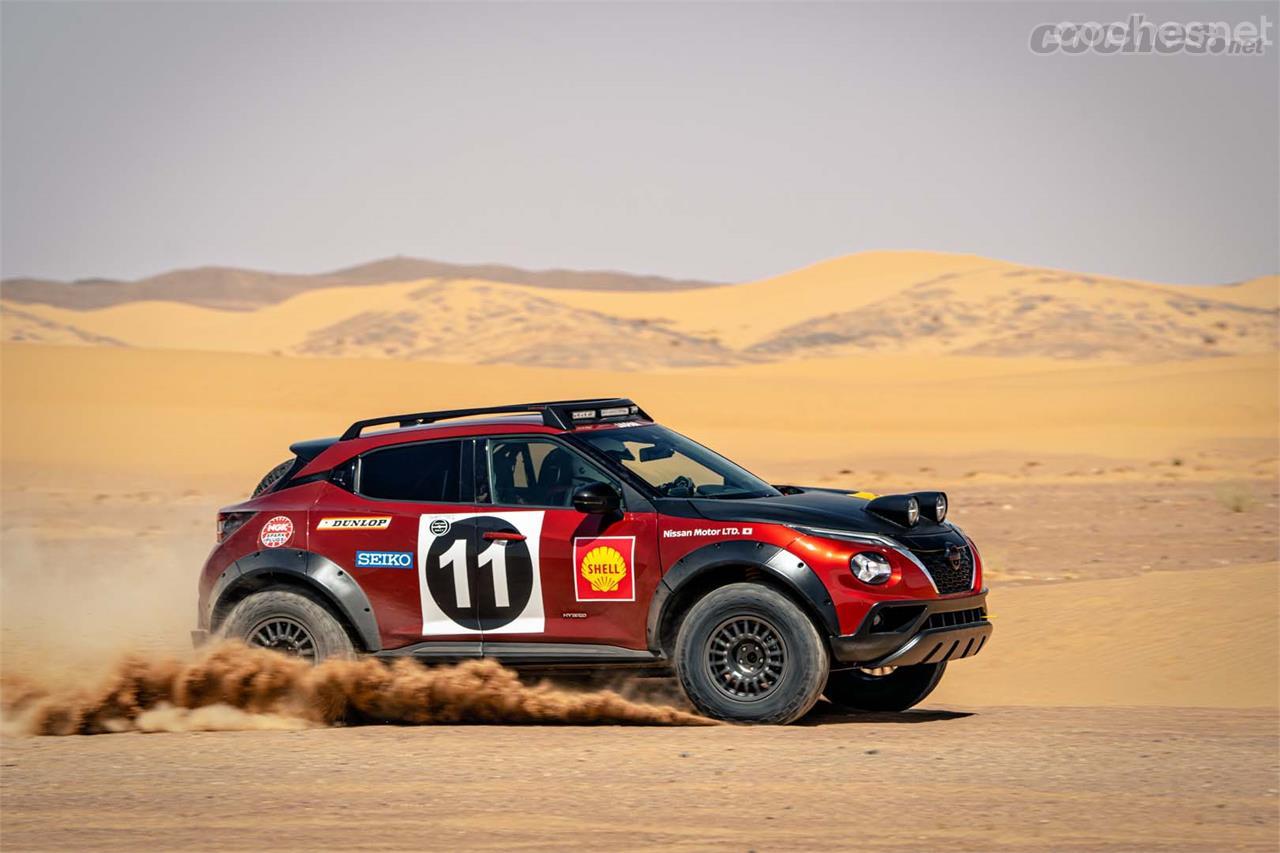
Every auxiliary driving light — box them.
[915,491,948,523]
[865,494,921,527]
[851,552,892,584]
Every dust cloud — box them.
[0,642,713,735]
[0,486,712,736]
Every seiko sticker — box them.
[355,550,414,569]
[574,536,636,602]
[661,526,753,539]
[417,511,545,636]
[316,516,392,531]
[259,515,294,549]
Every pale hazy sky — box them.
[2,1,1277,284]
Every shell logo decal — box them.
[573,536,636,602]
[581,545,628,592]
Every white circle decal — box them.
[259,515,294,548]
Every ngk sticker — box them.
[574,536,636,602]
[259,516,294,549]
[316,516,392,530]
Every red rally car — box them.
[196,399,991,724]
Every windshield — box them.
[576,425,780,499]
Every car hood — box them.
[684,487,958,545]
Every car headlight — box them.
[851,551,892,584]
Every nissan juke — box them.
[196,398,991,724]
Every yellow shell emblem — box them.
[580,545,628,593]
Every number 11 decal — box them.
[437,538,471,607]
[477,543,510,608]
[417,511,545,636]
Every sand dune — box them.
[0,256,722,311]
[548,252,1279,360]
[0,305,125,347]
[293,280,741,368]
[3,252,1274,366]
[1,278,742,368]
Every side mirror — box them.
[572,481,622,515]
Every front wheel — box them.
[221,588,355,663]
[674,583,829,724]
[824,662,946,712]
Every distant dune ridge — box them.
[1,251,1275,367]
[0,256,725,311]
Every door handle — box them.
[483,531,526,542]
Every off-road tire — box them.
[824,662,947,712]
[251,459,294,498]
[221,589,355,663]
[674,583,829,725]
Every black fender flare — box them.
[207,547,382,652]
[646,540,840,653]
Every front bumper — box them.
[830,590,991,667]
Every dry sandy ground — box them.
[2,707,1276,852]
[2,473,1276,850]
[1,335,1277,851]
[3,344,1276,484]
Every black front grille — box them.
[912,544,975,594]
[925,607,986,630]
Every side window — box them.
[359,440,463,502]
[487,438,613,508]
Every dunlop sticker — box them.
[316,516,392,531]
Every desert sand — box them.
[1,251,1277,850]
[3,707,1276,852]
[5,251,1277,365]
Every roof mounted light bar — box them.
[339,398,651,441]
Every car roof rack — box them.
[339,398,651,441]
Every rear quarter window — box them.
[358,440,462,502]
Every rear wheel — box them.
[824,662,946,712]
[221,589,355,663]
[251,459,294,498]
[674,583,828,724]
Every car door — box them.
[317,436,483,651]
[478,435,660,651]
